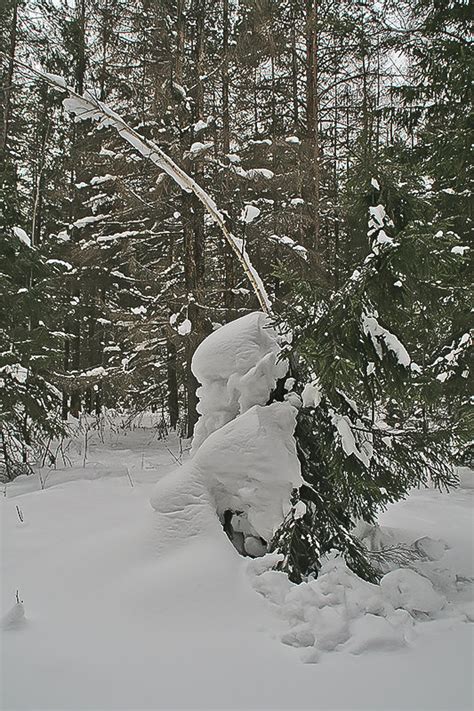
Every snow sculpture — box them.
[191,312,288,452]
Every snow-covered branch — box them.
[18,63,271,314]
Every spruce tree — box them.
[270,189,468,583]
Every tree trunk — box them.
[305,0,320,252]
[222,0,235,316]
[1,0,17,159]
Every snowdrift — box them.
[1,417,473,709]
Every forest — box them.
[0,1,472,709]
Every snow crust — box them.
[191,312,287,451]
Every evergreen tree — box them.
[270,189,468,582]
[0,227,66,479]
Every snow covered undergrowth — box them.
[1,420,473,710]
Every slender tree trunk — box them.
[305,0,320,252]
[69,0,87,418]
[290,3,299,129]
[1,0,17,159]
[185,0,207,438]
[333,55,339,288]
[222,0,235,316]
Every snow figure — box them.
[151,312,301,557]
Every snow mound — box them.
[194,402,302,541]
[151,312,299,558]
[248,555,425,659]
[414,536,448,561]
[1,602,26,630]
[380,568,445,615]
[149,462,222,553]
[191,312,287,451]
[151,402,301,545]
[342,613,406,654]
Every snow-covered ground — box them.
[1,421,473,711]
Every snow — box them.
[249,513,474,663]
[179,312,301,545]
[270,233,308,259]
[12,226,31,247]
[285,135,300,144]
[151,401,301,545]
[1,602,26,631]
[371,177,380,191]
[368,205,396,253]
[290,197,304,206]
[368,204,393,232]
[189,140,213,155]
[1,419,473,710]
[193,119,207,133]
[362,313,411,367]
[380,568,444,614]
[301,381,322,408]
[46,259,73,270]
[72,213,106,228]
[42,71,67,88]
[0,363,28,383]
[451,245,469,255]
[131,305,147,315]
[193,402,302,541]
[293,501,307,519]
[246,167,274,180]
[191,312,287,450]
[90,174,116,185]
[331,412,372,467]
[83,366,107,377]
[177,318,192,336]
[241,204,261,223]
[249,138,272,146]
